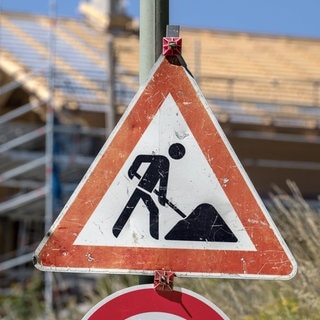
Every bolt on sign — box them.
[34,56,297,279]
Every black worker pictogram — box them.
[112,143,185,239]
[112,142,237,243]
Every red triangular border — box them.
[35,56,296,279]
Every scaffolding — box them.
[0,3,123,310]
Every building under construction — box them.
[0,0,319,299]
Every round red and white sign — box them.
[82,284,229,319]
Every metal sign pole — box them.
[139,0,169,284]
[139,0,169,84]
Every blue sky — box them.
[1,0,320,38]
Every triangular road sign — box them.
[34,56,297,279]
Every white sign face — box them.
[74,94,255,252]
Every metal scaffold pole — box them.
[44,0,56,316]
[106,35,116,137]
[139,0,169,285]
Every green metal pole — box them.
[139,0,169,84]
[139,0,169,284]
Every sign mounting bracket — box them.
[163,25,182,56]
[154,270,175,291]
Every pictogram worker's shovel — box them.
[135,174,238,242]
[154,189,238,243]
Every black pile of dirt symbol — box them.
[165,203,238,242]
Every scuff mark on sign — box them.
[241,257,248,274]
[85,253,94,262]
[175,130,189,140]
[222,177,229,187]
[93,222,104,236]
[248,218,268,226]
